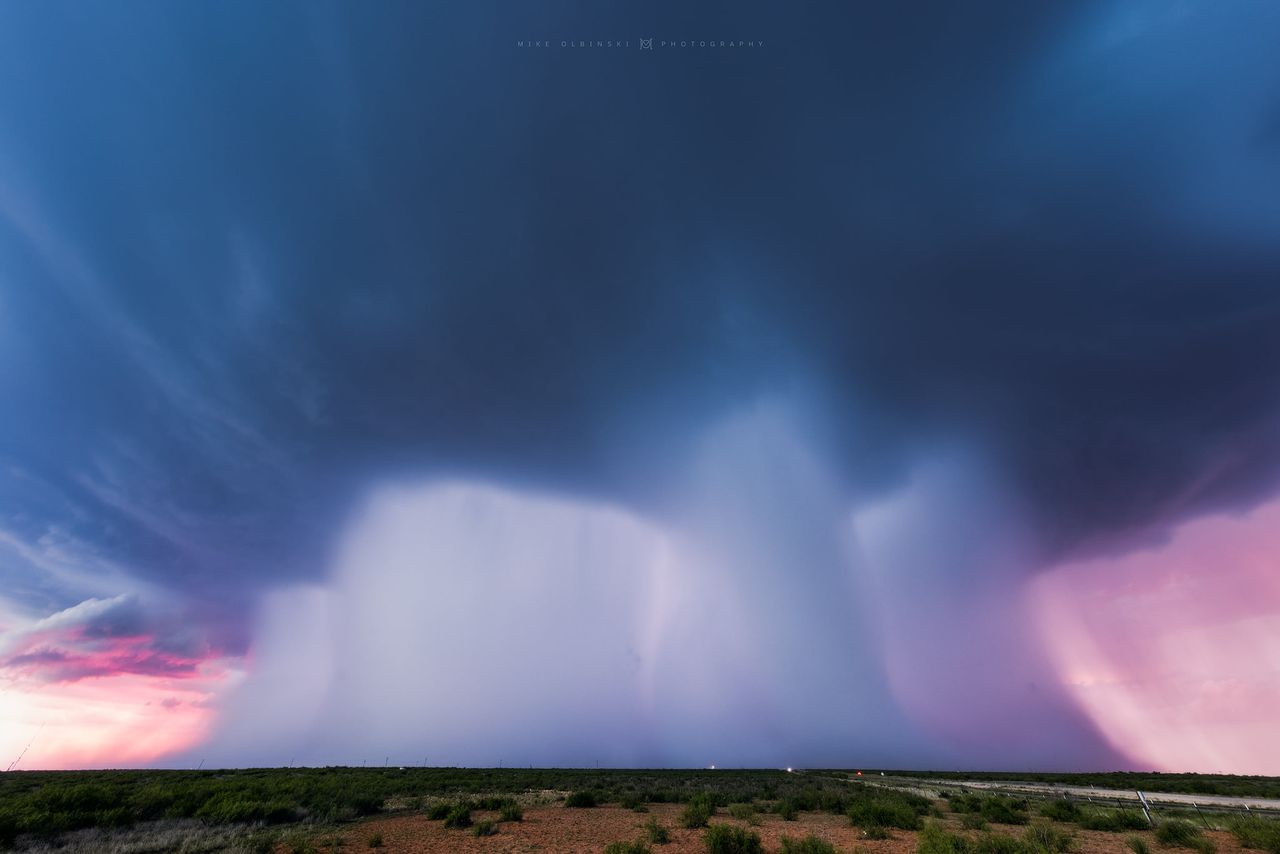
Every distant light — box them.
[786,767,793,773]
[710,764,716,770]
[856,771,863,776]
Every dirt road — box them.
[880,776,1280,814]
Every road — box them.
[875,776,1280,815]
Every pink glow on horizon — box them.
[0,597,241,769]
[1029,500,1280,774]
[1,668,236,769]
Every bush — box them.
[963,813,991,830]
[605,842,653,854]
[1127,836,1150,854]
[973,832,1033,854]
[951,794,986,814]
[566,791,599,808]
[367,832,383,848]
[1156,821,1202,847]
[1229,817,1280,853]
[645,817,671,844]
[1039,802,1083,823]
[682,800,714,829]
[918,822,973,854]
[1025,821,1075,853]
[1080,811,1150,832]
[849,798,921,830]
[443,805,472,829]
[863,823,891,840]
[778,799,799,821]
[728,803,756,821]
[980,798,1029,826]
[476,796,515,810]
[780,834,838,854]
[682,793,716,828]
[704,823,763,854]
[1190,840,1216,854]
[472,819,497,837]
[426,802,452,820]
[500,802,523,822]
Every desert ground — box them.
[299,798,1251,854]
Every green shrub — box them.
[980,798,1029,826]
[426,801,452,820]
[728,803,756,821]
[476,795,514,810]
[645,817,671,844]
[963,813,991,830]
[951,794,985,814]
[1127,836,1150,854]
[1155,821,1202,847]
[849,798,921,830]
[1025,821,1074,853]
[367,832,383,848]
[1039,802,1082,823]
[472,819,497,837]
[918,821,973,854]
[1080,811,1150,832]
[972,832,1033,854]
[704,823,763,854]
[863,823,891,840]
[566,791,599,808]
[443,804,472,829]
[680,792,717,828]
[682,800,714,828]
[778,799,799,821]
[1189,839,1216,854]
[1228,817,1280,853]
[780,834,838,854]
[500,802,523,822]
[605,842,653,854]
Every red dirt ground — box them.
[299,803,1248,854]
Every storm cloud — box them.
[2,0,1279,770]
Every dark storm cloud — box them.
[1,0,1278,627]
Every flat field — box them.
[2,768,1279,853]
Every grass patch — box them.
[778,799,799,821]
[962,813,990,830]
[367,831,383,848]
[472,819,497,837]
[1080,810,1150,832]
[1127,836,1151,854]
[1039,801,1083,823]
[681,793,716,828]
[500,801,523,821]
[848,797,923,830]
[442,804,472,829]
[704,822,763,854]
[605,841,653,854]
[1228,816,1280,853]
[728,803,757,821]
[565,790,599,808]
[645,816,671,844]
[1025,820,1074,853]
[1155,821,1203,848]
[780,834,838,854]
[862,823,891,840]
[918,821,975,854]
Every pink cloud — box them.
[0,595,242,769]
[1029,499,1280,773]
